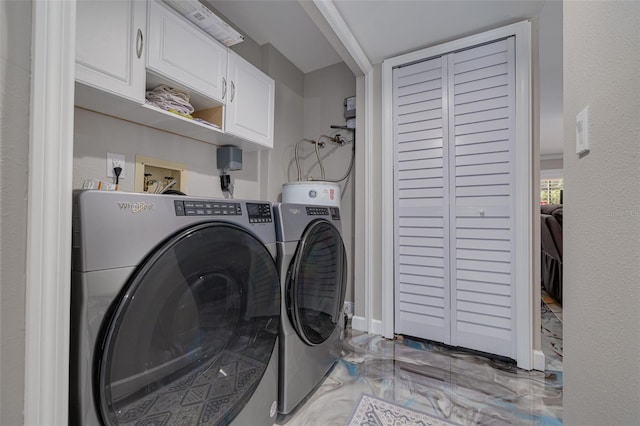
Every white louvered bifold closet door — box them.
[393,38,516,359]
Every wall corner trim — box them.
[312,0,372,74]
[312,1,376,334]
[24,1,76,424]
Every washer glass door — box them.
[287,220,347,345]
[96,223,280,426]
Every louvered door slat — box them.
[398,177,444,189]
[456,140,510,156]
[455,96,509,115]
[400,283,446,298]
[454,63,508,85]
[398,108,444,124]
[396,128,443,144]
[455,107,510,125]
[455,129,510,146]
[457,279,511,296]
[457,290,511,307]
[456,162,510,176]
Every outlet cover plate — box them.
[107,153,125,178]
[343,301,354,316]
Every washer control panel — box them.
[247,203,272,223]
[174,200,241,217]
[306,207,329,216]
[330,207,341,220]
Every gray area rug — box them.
[346,394,458,426]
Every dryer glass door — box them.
[287,220,347,345]
[95,223,280,426]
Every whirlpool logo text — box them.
[117,201,155,213]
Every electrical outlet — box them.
[343,301,354,316]
[107,153,126,179]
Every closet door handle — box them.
[136,29,143,59]
[230,81,235,102]
[222,77,227,99]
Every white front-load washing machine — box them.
[70,190,280,426]
[273,203,347,415]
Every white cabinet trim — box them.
[382,21,537,370]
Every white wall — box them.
[0,0,31,423]
[538,0,563,157]
[259,43,305,203]
[302,62,356,303]
[563,2,640,424]
[540,157,563,171]
[73,108,262,199]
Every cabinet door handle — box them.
[230,81,235,102]
[222,77,227,99]
[136,29,143,59]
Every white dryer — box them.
[70,190,280,426]
[273,203,347,415]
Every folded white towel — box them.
[145,85,194,115]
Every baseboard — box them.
[370,319,382,336]
[351,316,367,332]
[350,316,383,336]
[533,349,546,371]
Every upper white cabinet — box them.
[74,0,275,151]
[76,0,146,103]
[225,51,275,149]
[147,1,228,104]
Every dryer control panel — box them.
[174,200,241,216]
[305,206,341,220]
[247,203,272,223]
[306,206,329,216]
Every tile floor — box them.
[278,296,563,426]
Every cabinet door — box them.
[449,38,516,359]
[147,0,227,103]
[225,51,275,149]
[76,0,146,103]
[392,56,451,345]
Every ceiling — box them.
[209,0,564,157]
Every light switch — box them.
[576,106,590,155]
